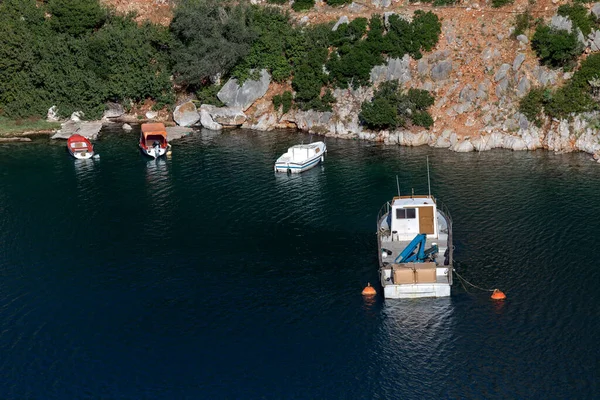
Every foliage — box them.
[0,0,174,119]
[196,84,224,107]
[359,81,435,130]
[170,0,255,87]
[519,54,600,124]
[232,7,301,83]
[292,0,315,12]
[47,0,107,37]
[531,24,582,68]
[491,0,514,8]
[0,116,61,136]
[326,0,353,5]
[273,91,293,113]
[557,3,598,36]
[513,10,533,38]
[266,0,287,4]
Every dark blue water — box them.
[1,127,599,399]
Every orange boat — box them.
[67,134,94,160]
[139,123,169,159]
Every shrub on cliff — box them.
[557,3,598,36]
[171,0,255,87]
[325,0,353,7]
[359,81,435,130]
[531,24,582,68]
[292,0,315,12]
[47,0,107,37]
[491,0,514,8]
[0,0,174,119]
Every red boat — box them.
[67,134,94,159]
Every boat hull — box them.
[274,154,324,173]
[140,146,167,159]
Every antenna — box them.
[396,175,401,197]
[426,156,431,198]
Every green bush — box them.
[267,0,288,4]
[196,84,224,107]
[359,81,435,130]
[0,0,174,119]
[518,87,545,127]
[557,3,598,36]
[531,24,582,68]
[326,0,353,5]
[513,10,533,38]
[491,0,514,8]
[273,90,293,113]
[170,0,255,87]
[292,0,315,12]
[47,0,107,36]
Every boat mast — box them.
[427,156,432,199]
[396,175,401,197]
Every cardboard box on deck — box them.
[415,263,437,283]
[393,267,415,284]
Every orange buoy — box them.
[491,289,506,300]
[362,283,376,296]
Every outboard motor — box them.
[152,140,160,158]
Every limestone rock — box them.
[494,63,511,82]
[370,55,412,85]
[217,69,271,111]
[166,126,193,141]
[504,135,528,151]
[430,61,452,81]
[70,111,84,122]
[348,2,365,12]
[451,140,475,152]
[516,34,529,44]
[513,53,525,71]
[245,112,278,131]
[202,105,246,126]
[417,59,429,77]
[589,30,600,52]
[550,15,572,32]
[459,84,477,103]
[52,120,102,140]
[173,101,200,127]
[516,76,531,98]
[103,102,124,119]
[372,0,391,7]
[145,111,158,120]
[294,110,335,135]
[47,106,59,122]
[332,16,349,31]
[592,4,600,19]
[199,106,223,131]
[123,123,132,131]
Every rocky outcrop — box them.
[589,30,600,52]
[47,106,59,122]
[102,102,125,119]
[370,55,411,85]
[166,126,193,141]
[173,101,200,127]
[51,120,103,140]
[332,16,349,31]
[217,69,271,111]
[199,105,223,131]
[202,105,247,126]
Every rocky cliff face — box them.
[102,0,600,160]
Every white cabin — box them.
[390,195,439,241]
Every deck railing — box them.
[436,199,453,285]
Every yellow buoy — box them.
[362,283,376,296]
[491,289,506,300]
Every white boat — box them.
[67,134,94,160]
[376,191,453,299]
[140,123,169,159]
[274,141,326,173]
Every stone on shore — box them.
[217,69,271,111]
[202,105,247,126]
[51,120,103,140]
[199,105,223,131]
[166,126,193,141]
[102,102,125,119]
[173,101,200,127]
[47,106,59,122]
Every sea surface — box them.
[1,126,599,399]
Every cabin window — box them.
[396,208,416,219]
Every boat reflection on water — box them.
[377,299,454,368]
[73,158,97,184]
[273,165,326,224]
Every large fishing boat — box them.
[376,179,453,299]
[274,142,326,173]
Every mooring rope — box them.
[453,264,495,293]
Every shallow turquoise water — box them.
[1,126,599,398]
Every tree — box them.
[532,25,582,68]
[170,0,256,87]
[47,0,107,36]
